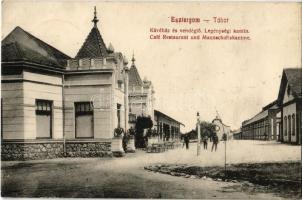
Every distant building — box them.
[1,8,129,160]
[128,54,155,127]
[239,68,301,144]
[212,115,231,140]
[276,68,302,144]
[154,110,184,141]
[241,101,280,140]
[232,129,242,140]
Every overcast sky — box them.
[2,1,301,132]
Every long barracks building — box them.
[239,68,302,145]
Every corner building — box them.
[1,8,129,160]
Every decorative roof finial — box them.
[131,52,135,66]
[92,6,99,28]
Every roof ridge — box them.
[2,26,69,68]
[8,26,71,59]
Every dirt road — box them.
[2,142,295,199]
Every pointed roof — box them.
[277,68,302,105]
[128,54,143,86]
[1,26,70,68]
[75,7,108,59]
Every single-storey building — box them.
[1,8,129,160]
[241,101,280,140]
[277,68,302,144]
[232,129,242,140]
[154,110,184,141]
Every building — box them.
[241,101,280,140]
[232,129,242,140]
[212,115,231,140]
[277,68,302,144]
[154,109,184,141]
[128,54,155,127]
[1,7,129,160]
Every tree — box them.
[135,116,153,148]
[197,121,216,138]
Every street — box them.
[1,140,301,198]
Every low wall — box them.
[65,141,112,157]
[1,139,112,161]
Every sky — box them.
[2,1,301,132]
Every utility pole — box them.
[197,112,201,156]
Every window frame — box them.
[292,114,295,136]
[35,99,53,139]
[74,102,94,139]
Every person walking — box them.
[203,135,208,150]
[184,134,190,150]
[211,133,219,152]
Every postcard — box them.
[1,1,301,199]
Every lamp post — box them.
[197,112,201,156]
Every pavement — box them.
[1,140,301,198]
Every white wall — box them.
[1,71,63,140]
[64,72,116,139]
[1,81,24,139]
[23,71,63,139]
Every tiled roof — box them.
[284,68,302,97]
[277,68,302,105]
[154,109,185,126]
[262,100,279,111]
[75,27,108,59]
[129,64,143,86]
[1,26,70,68]
[242,110,268,126]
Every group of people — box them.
[182,133,220,152]
[201,133,219,152]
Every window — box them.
[284,116,287,136]
[36,100,52,138]
[288,115,291,136]
[118,81,123,89]
[117,104,121,128]
[287,85,291,96]
[75,102,93,138]
[292,114,295,136]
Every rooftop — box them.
[154,109,185,126]
[277,68,302,105]
[1,26,70,68]
[128,54,143,86]
[75,7,108,59]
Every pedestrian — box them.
[182,135,185,148]
[211,133,219,152]
[184,134,190,150]
[122,132,129,152]
[203,135,208,150]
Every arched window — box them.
[284,116,287,136]
[292,114,295,136]
[288,115,291,136]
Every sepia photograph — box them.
[1,1,301,199]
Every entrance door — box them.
[75,102,93,138]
